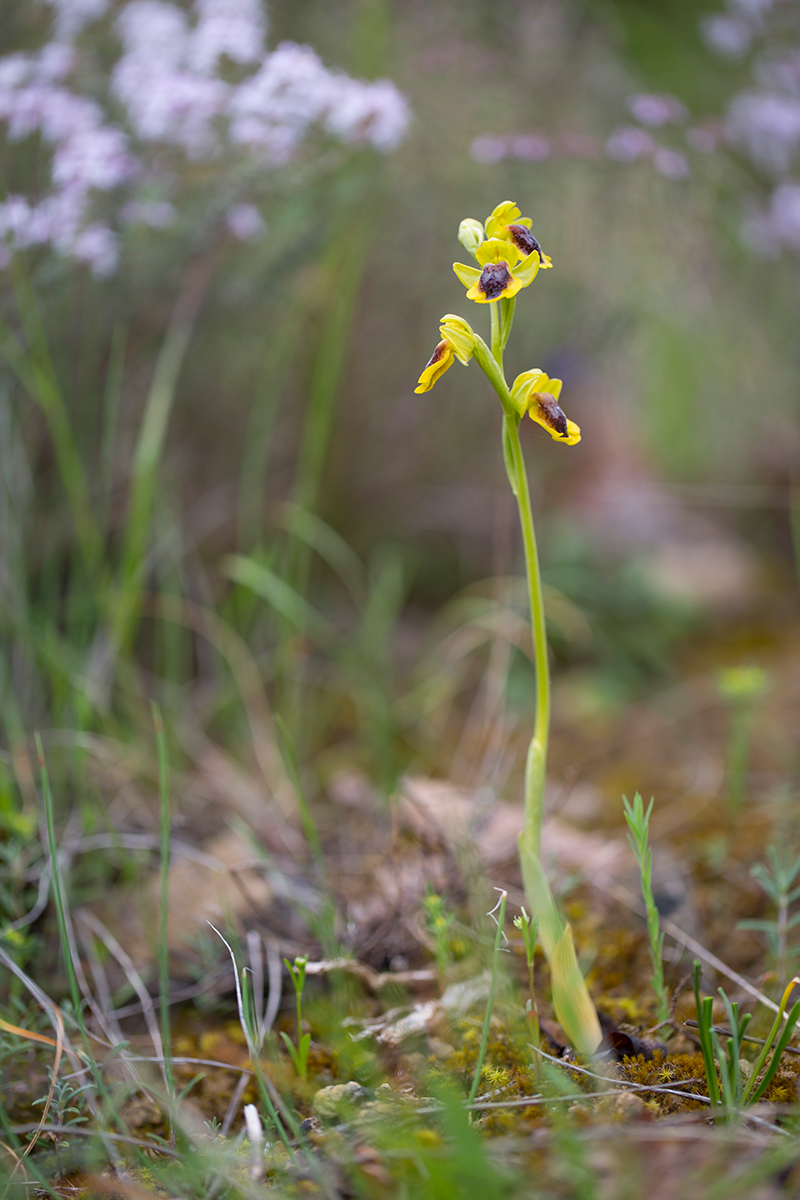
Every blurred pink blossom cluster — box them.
[0,0,410,276]
[704,0,800,255]
[472,92,711,183]
[701,0,776,60]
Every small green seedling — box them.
[738,845,800,986]
[692,960,800,1116]
[423,891,455,980]
[716,665,769,813]
[623,793,669,1024]
[514,906,541,1053]
[468,889,508,1104]
[280,955,311,1081]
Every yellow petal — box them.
[414,340,454,392]
[476,236,521,267]
[485,200,521,238]
[511,249,541,287]
[529,394,581,444]
[452,261,480,288]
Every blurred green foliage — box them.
[0,0,797,916]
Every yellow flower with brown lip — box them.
[510,369,581,444]
[453,237,540,304]
[414,314,476,392]
[485,200,553,269]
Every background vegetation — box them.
[2,0,800,1194]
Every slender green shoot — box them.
[279,955,311,1081]
[36,734,84,1033]
[738,845,800,985]
[693,961,721,1108]
[112,271,208,652]
[740,976,800,1105]
[514,906,541,1065]
[207,922,297,1158]
[693,960,800,1113]
[423,891,455,983]
[468,889,508,1105]
[152,702,175,1098]
[716,666,768,814]
[712,990,751,1112]
[623,793,669,1024]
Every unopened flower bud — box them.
[458,218,484,257]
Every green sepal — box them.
[439,313,476,364]
[453,261,480,288]
[509,369,547,416]
[552,924,603,1059]
[513,249,541,286]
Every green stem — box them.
[505,418,550,855]
[490,301,503,369]
[483,305,550,856]
[152,703,175,1099]
[468,890,507,1104]
[36,734,84,1029]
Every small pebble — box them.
[312,1081,371,1119]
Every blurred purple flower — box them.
[470,135,507,164]
[727,93,800,173]
[71,223,118,275]
[605,126,655,162]
[770,181,800,245]
[226,203,264,240]
[45,0,110,41]
[324,76,409,151]
[510,134,550,161]
[189,0,266,74]
[52,126,136,191]
[653,147,690,179]
[0,0,410,274]
[702,15,753,58]
[627,93,688,127]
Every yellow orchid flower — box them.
[453,237,540,304]
[484,200,553,269]
[414,314,475,393]
[510,370,581,445]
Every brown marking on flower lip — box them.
[478,261,512,299]
[507,224,544,260]
[424,340,450,369]
[533,392,568,436]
